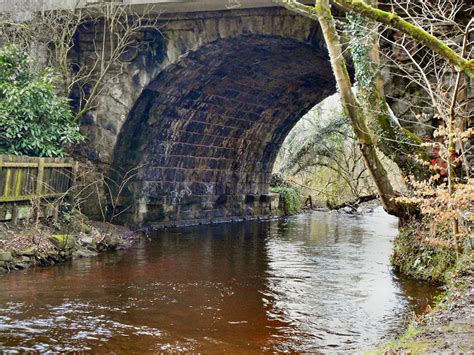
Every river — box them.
[0,207,438,352]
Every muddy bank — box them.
[382,272,473,353]
[0,211,138,272]
[381,218,473,353]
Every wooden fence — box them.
[0,155,78,221]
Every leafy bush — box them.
[0,45,82,157]
[270,186,301,215]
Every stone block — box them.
[259,194,275,203]
[188,182,206,195]
[206,209,225,219]
[163,169,176,181]
[0,205,13,221]
[245,194,257,204]
[49,235,75,251]
[21,247,37,257]
[179,210,196,220]
[0,251,12,262]
[73,249,98,258]
[17,206,31,220]
[215,194,228,205]
[144,203,166,222]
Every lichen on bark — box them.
[334,0,474,78]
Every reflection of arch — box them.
[111,35,335,225]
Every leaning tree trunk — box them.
[346,8,430,179]
[334,0,474,78]
[313,0,407,218]
[282,0,473,78]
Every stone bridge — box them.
[68,3,335,226]
[73,5,336,226]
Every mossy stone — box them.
[49,234,75,251]
[0,251,12,262]
[21,246,37,256]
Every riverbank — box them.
[380,271,473,353]
[0,210,137,272]
[379,219,473,354]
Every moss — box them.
[400,127,423,144]
[392,217,472,284]
[336,0,473,77]
[379,337,433,354]
[270,186,301,215]
[21,246,37,256]
[375,324,424,351]
[62,209,91,234]
[379,324,433,353]
[344,10,427,178]
[391,220,459,283]
[49,234,75,251]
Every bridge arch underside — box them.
[112,35,335,226]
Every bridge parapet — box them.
[0,0,312,14]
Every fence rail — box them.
[0,155,78,204]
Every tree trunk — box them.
[334,0,474,78]
[346,9,429,179]
[313,0,407,218]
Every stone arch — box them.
[81,8,322,164]
[111,34,335,226]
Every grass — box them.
[376,325,432,353]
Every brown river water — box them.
[0,208,438,353]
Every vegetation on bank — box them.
[392,219,472,283]
[0,209,135,271]
[270,186,301,215]
[379,257,473,353]
[275,2,473,349]
[0,45,82,157]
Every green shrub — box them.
[270,186,301,215]
[0,45,82,157]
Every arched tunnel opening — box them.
[111,35,336,226]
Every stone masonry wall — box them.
[74,8,335,226]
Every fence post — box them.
[69,161,79,208]
[11,203,19,225]
[72,161,79,187]
[36,158,45,195]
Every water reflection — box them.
[0,208,437,352]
